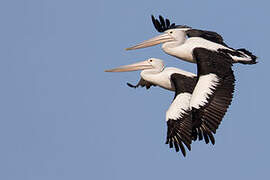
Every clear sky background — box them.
[1,0,269,179]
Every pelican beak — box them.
[105,60,152,72]
[126,33,174,50]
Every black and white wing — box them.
[186,29,228,47]
[127,78,156,89]
[151,15,227,47]
[190,48,235,145]
[165,73,197,156]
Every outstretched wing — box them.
[165,73,197,156]
[127,78,156,89]
[186,29,228,47]
[190,48,235,145]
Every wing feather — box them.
[165,73,197,156]
[187,29,228,47]
[191,48,235,145]
[127,78,155,89]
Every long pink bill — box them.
[125,33,174,50]
[105,60,153,72]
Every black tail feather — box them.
[237,48,257,64]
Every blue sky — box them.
[1,0,269,179]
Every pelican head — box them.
[105,58,164,73]
[126,27,190,51]
[126,15,191,51]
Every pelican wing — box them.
[165,73,196,156]
[151,15,189,33]
[151,15,227,46]
[127,78,156,89]
[186,29,228,47]
[190,48,235,145]
[151,15,176,33]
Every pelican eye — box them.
[169,31,173,34]
[149,59,153,62]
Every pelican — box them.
[105,55,235,156]
[126,15,257,65]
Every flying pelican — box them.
[126,15,257,65]
[105,55,235,156]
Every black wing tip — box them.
[182,151,186,157]
[192,126,215,145]
[165,140,188,157]
[127,82,136,88]
[151,15,176,33]
[158,15,163,21]
[166,136,191,157]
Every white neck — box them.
[140,68,173,90]
[161,32,192,62]
[162,36,196,63]
[140,68,174,91]
[140,68,161,78]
